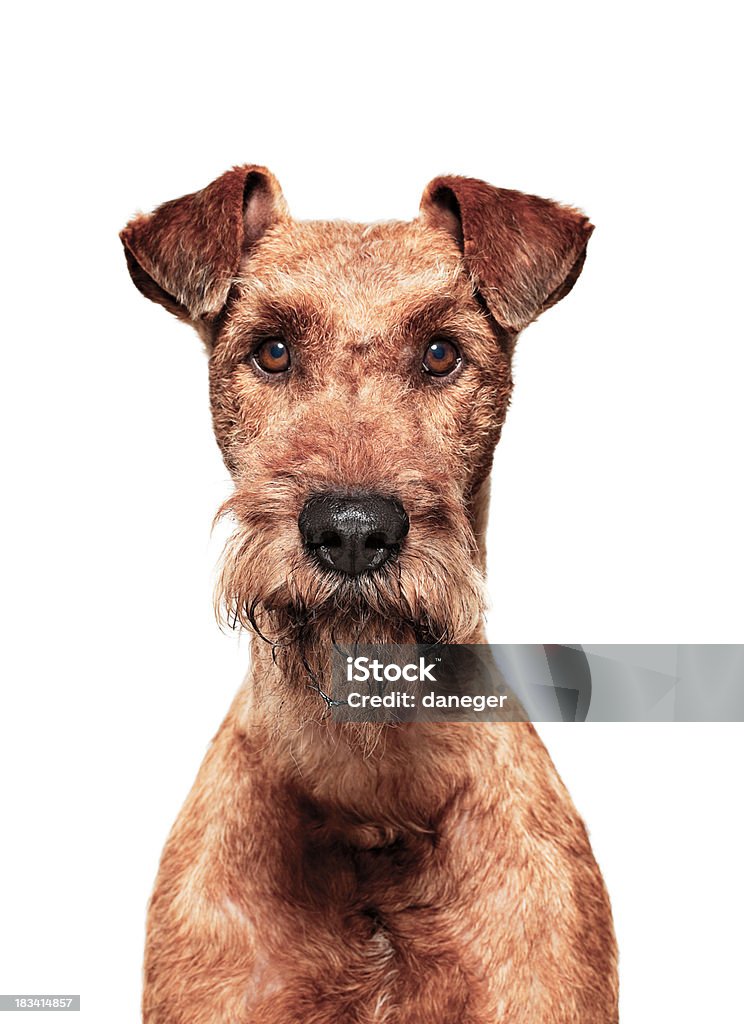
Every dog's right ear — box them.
[120,165,287,325]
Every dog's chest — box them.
[247,825,477,1022]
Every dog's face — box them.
[122,167,592,649]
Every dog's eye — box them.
[253,339,291,374]
[423,338,460,376]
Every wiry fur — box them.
[121,167,617,1023]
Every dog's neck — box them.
[229,626,489,827]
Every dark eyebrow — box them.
[388,295,462,340]
[248,295,326,337]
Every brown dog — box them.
[121,167,618,1024]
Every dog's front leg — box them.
[141,718,292,1024]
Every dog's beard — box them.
[214,492,486,656]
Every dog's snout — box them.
[299,493,409,576]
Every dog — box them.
[121,166,618,1024]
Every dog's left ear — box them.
[420,176,593,333]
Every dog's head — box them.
[121,167,592,650]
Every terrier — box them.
[121,167,618,1024]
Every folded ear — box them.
[120,165,288,322]
[420,175,593,333]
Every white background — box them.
[1,1,742,1021]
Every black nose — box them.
[298,493,409,576]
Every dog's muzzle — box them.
[299,493,409,576]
